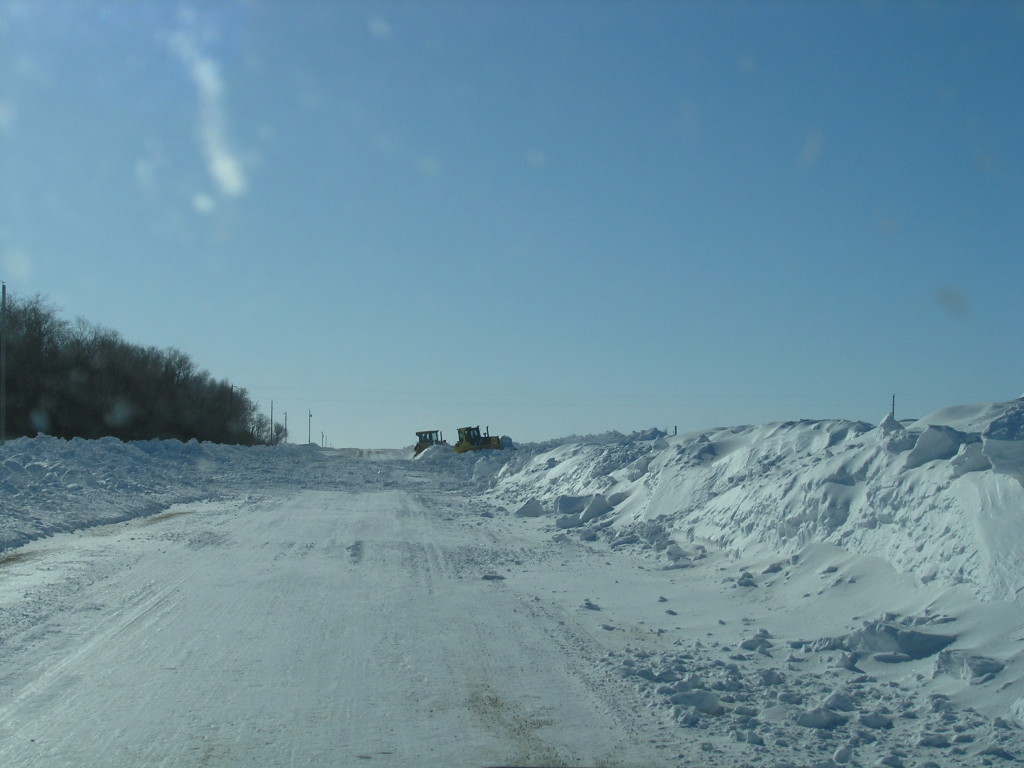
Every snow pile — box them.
[0,437,351,551]
[482,402,1024,764]
[602,620,1022,764]
[491,398,1024,602]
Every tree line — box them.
[1,294,283,445]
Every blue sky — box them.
[1,1,1021,447]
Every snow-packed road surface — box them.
[0,475,664,767]
[3,397,1024,767]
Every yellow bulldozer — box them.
[413,429,445,456]
[453,425,502,453]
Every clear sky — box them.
[2,0,1022,448]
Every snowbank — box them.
[0,437,330,552]
[491,398,1024,602]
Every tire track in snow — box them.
[403,488,678,767]
[0,565,199,734]
[0,478,680,766]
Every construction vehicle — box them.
[453,425,502,453]
[414,430,445,456]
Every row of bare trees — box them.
[1,294,283,445]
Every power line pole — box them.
[283,412,288,443]
[308,410,312,445]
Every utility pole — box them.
[283,412,288,443]
[321,431,325,448]
[891,393,896,420]
[270,400,274,444]
[308,410,312,445]
[1,282,6,445]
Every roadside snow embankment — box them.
[490,399,1024,602]
[0,437,336,552]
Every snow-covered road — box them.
[0,481,663,767]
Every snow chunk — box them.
[580,494,613,522]
[514,498,546,518]
[984,400,1024,441]
[934,650,1004,681]
[809,618,956,660]
[555,513,583,529]
[903,425,976,470]
[795,707,848,730]
[669,690,723,715]
[983,401,1024,480]
[555,495,587,516]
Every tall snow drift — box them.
[491,398,1024,602]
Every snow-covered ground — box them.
[1,397,1023,767]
